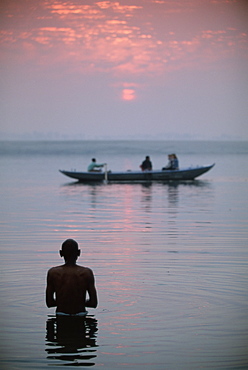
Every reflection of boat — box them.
[59,164,215,183]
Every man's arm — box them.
[85,269,98,308]
[46,270,57,308]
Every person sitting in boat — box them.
[140,156,152,171]
[162,154,179,170]
[162,154,172,170]
[87,158,105,172]
[171,154,179,169]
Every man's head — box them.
[60,239,80,262]
[92,158,96,162]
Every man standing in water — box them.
[46,239,98,316]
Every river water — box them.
[0,140,247,369]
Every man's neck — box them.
[64,259,77,266]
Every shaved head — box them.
[60,239,80,261]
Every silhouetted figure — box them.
[140,156,152,171]
[87,158,105,172]
[162,154,179,170]
[46,239,98,315]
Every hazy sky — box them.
[1,0,248,140]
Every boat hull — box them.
[59,164,215,183]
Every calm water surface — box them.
[0,141,247,369]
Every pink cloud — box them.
[1,0,247,99]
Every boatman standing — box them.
[46,239,98,316]
[87,158,105,172]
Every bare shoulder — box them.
[47,265,64,276]
[78,265,93,271]
[48,264,94,275]
[78,265,94,276]
[47,264,94,279]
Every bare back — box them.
[46,264,97,314]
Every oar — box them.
[104,163,108,183]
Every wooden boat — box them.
[59,164,215,183]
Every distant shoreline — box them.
[0,138,247,143]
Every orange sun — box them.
[122,88,136,101]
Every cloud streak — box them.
[2,1,247,74]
